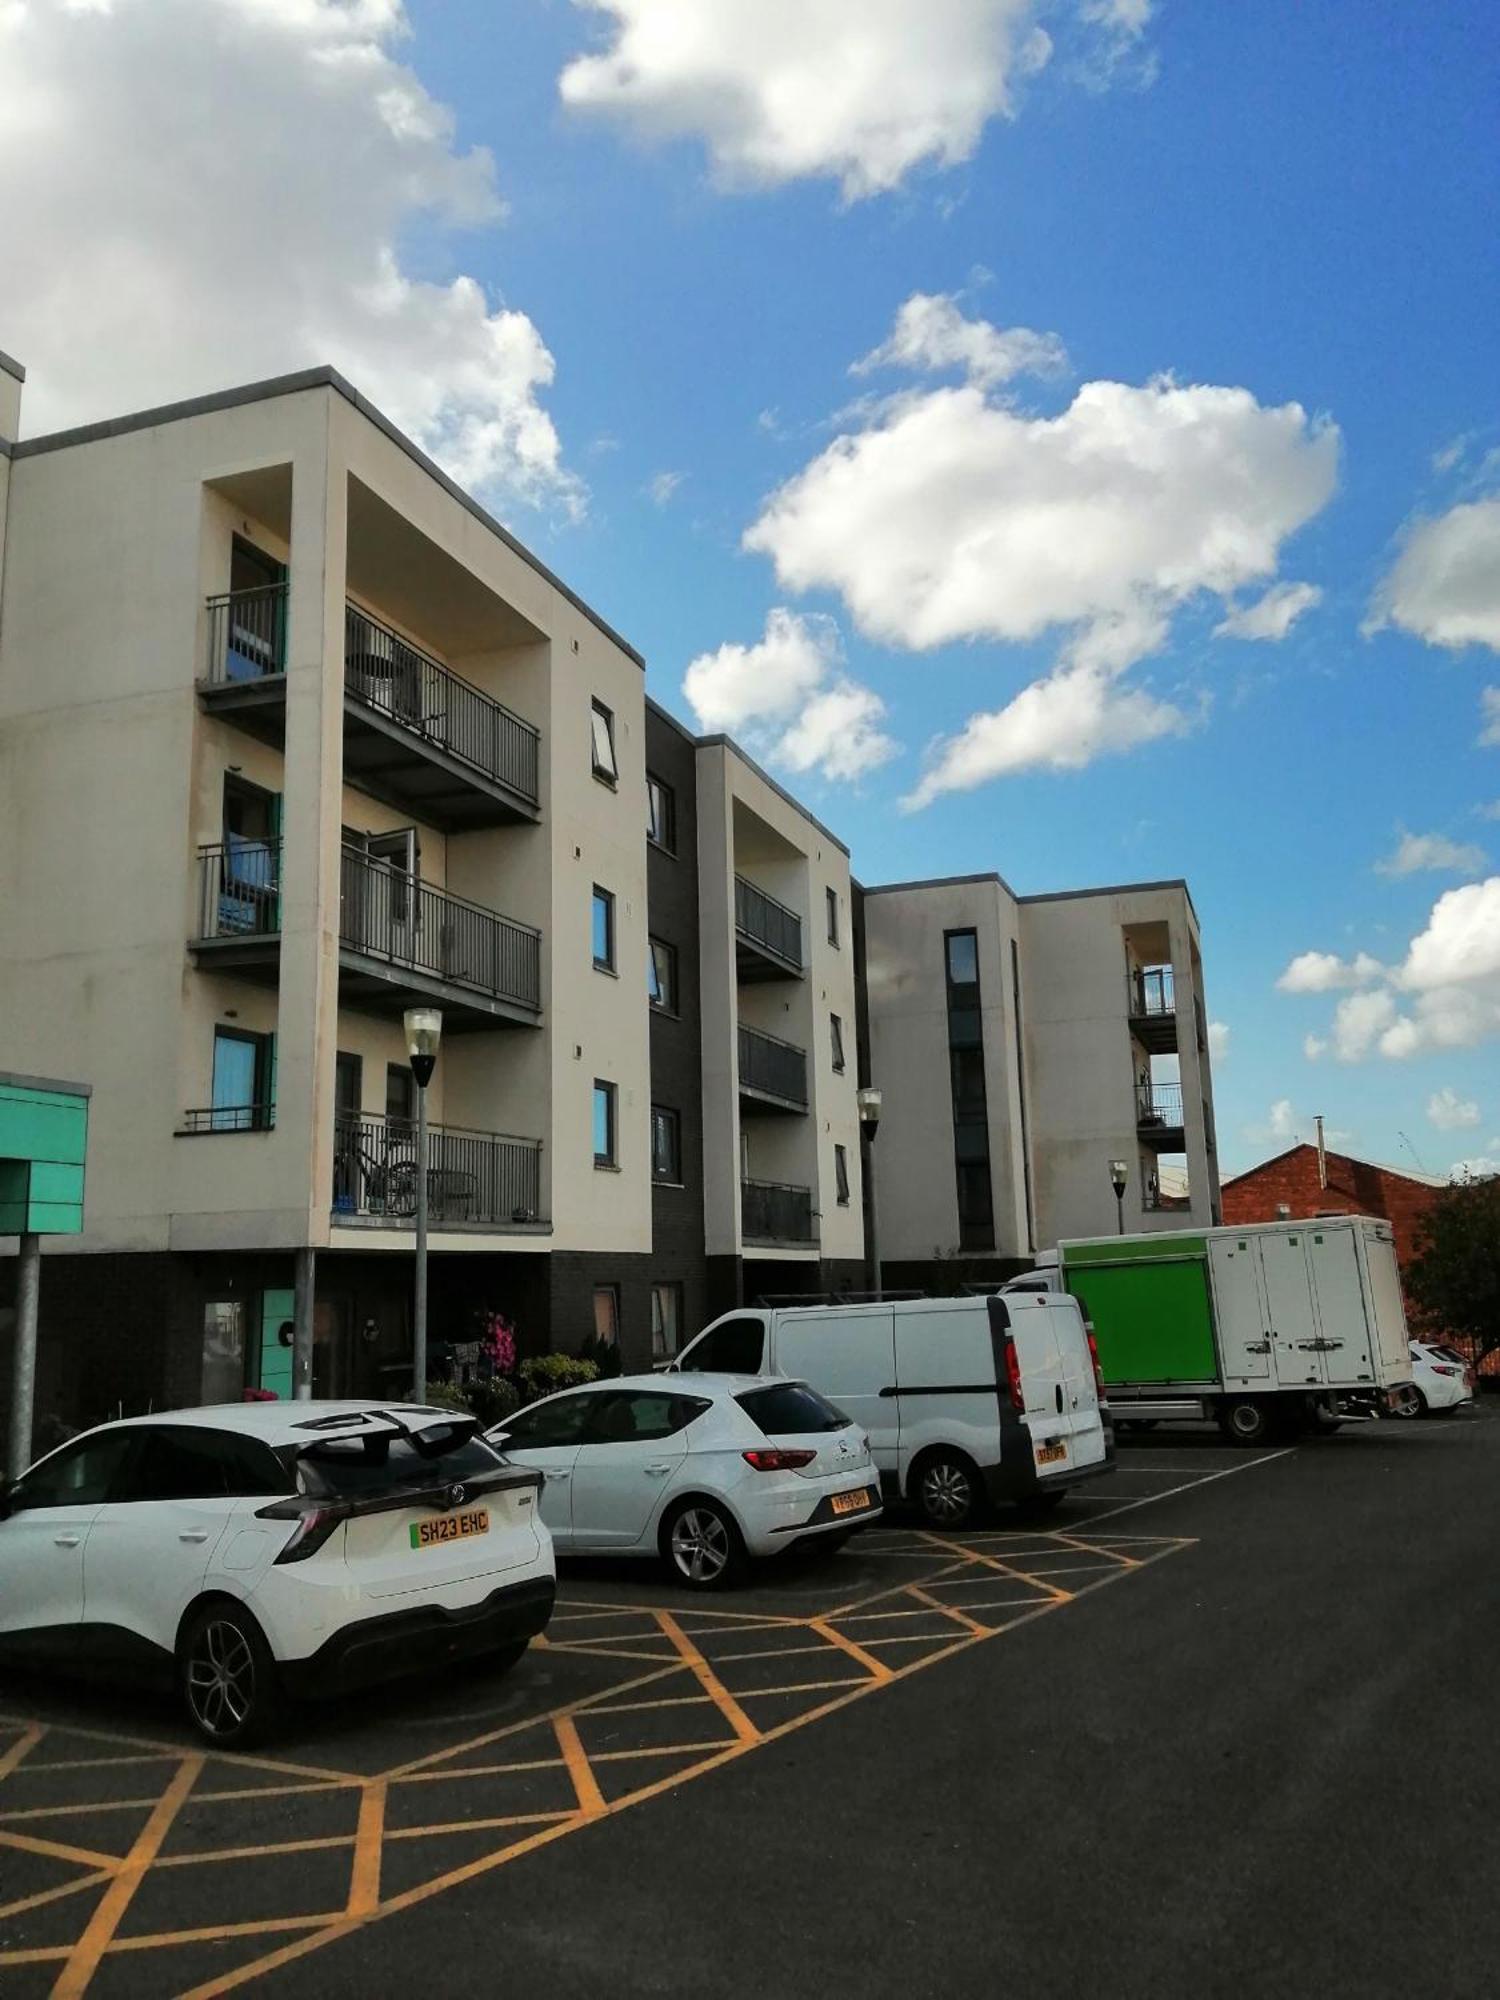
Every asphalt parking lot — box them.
[2,1414,1493,1997]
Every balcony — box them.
[198,590,541,830]
[189,840,542,1030]
[332,1112,544,1229]
[1136,1080,1185,1150]
[1128,964,1178,1053]
[738,1023,809,1113]
[741,1178,816,1248]
[735,876,803,982]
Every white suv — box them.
[0,1402,555,1746]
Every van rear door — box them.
[1003,1293,1084,1481]
[773,1308,897,1473]
[1043,1297,1107,1470]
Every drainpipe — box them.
[1315,1114,1327,1190]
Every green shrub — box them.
[422,1380,472,1413]
[468,1376,521,1429]
[516,1354,599,1402]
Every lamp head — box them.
[857,1085,883,1141]
[404,1007,443,1088]
[1109,1157,1129,1197]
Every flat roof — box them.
[646,695,852,857]
[8,365,643,668]
[861,870,1198,924]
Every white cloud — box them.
[1212,580,1322,642]
[647,470,685,506]
[1367,497,1500,653]
[1376,829,1488,878]
[1276,950,1383,994]
[0,0,577,511]
[1207,1019,1229,1062]
[1267,1098,1298,1140]
[853,292,1067,388]
[1449,1152,1500,1182]
[1304,1034,1328,1060]
[1481,688,1500,748]
[746,307,1337,801]
[558,2,1134,202]
[1331,989,1399,1062]
[1477,801,1500,821]
[1428,1087,1480,1131]
[681,608,896,784]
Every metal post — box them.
[292,1245,316,1401]
[7,1234,42,1479]
[1115,1190,1125,1236]
[413,1081,429,1400]
[864,1135,882,1302]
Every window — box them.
[946,931,979,985]
[297,1427,503,1498]
[646,773,676,853]
[591,699,618,784]
[210,1028,273,1131]
[648,936,678,1013]
[593,1284,620,1345]
[581,1389,705,1445]
[826,886,840,947]
[830,1013,846,1074]
[651,1281,684,1362]
[679,1315,765,1374]
[737,1383,848,1436]
[592,885,616,972]
[130,1427,287,1502]
[945,928,994,1250]
[500,1393,597,1450]
[834,1142,851,1205]
[202,1299,249,1401]
[651,1105,681,1183]
[11,1431,135,1510]
[385,1063,415,1132]
[593,1080,617,1168]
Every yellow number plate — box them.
[1035,1441,1068,1467]
[831,1488,872,1517]
[410,1509,490,1550]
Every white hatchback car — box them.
[492,1373,881,1589]
[1403,1340,1476,1416]
[0,1403,555,1747]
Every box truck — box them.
[1003,1215,1416,1444]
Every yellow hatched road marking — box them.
[653,1613,762,1746]
[0,1826,122,1869]
[346,1779,387,1917]
[553,1716,606,1817]
[0,1724,44,1780]
[806,1618,895,1682]
[0,1868,113,1925]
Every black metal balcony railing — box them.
[344,604,540,807]
[179,1104,275,1135]
[1129,966,1175,1018]
[1136,1081,1185,1129]
[339,846,540,1011]
[204,584,288,684]
[738,1023,808,1106]
[196,840,281,939]
[333,1112,543,1226]
[735,876,803,972]
[741,1178,815,1244]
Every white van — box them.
[673,1293,1112,1530]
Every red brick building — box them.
[1220,1143,1449,1309]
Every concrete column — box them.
[695,753,741,1258]
[292,1245,316,1400]
[6,1233,41,1479]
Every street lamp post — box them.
[858,1086,883,1302]
[1109,1158,1129,1237]
[404,1008,443,1400]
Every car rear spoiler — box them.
[255,1460,543,1527]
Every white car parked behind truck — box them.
[672,1292,1111,1530]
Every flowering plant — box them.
[477,1311,517,1378]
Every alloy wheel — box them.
[670,1507,730,1584]
[921,1461,971,1526]
[185,1618,256,1739]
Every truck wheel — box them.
[1216,1398,1274,1447]
[911,1451,984,1531]
[1393,1388,1427,1420]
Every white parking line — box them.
[1080,1447,1295,1519]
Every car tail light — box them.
[742,1448,817,1472]
[1003,1333,1026,1414]
[256,1496,348,1564]
[1086,1326,1105,1395]
[1432,1363,1460,1377]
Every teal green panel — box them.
[25,1202,84,1235]
[0,1095,89,1166]
[26,1162,84,1205]
[0,1160,29,1232]
[259,1288,295,1398]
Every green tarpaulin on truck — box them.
[1062,1237,1217,1384]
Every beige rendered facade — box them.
[862,874,1220,1276]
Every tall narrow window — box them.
[646,773,676,852]
[651,1282,683,1362]
[210,1028,273,1131]
[591,699,618,784]
[648,936,678,1013]
[593,1080,618,1168]
[650,1105,681,1183]
[592,1286,620,1346]
[834,1143,851,1205]
[945,929,994,1249]
[826,886,840,947]
[592,885,616,972]
[830,1013,846,1074]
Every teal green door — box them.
[259,1289,295,1400]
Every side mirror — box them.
[487,1429,511,1450]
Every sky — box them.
[2,0,1498,1179]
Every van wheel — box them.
[662,1499,746,1590]
[178,1603,280,1749]
[1216,1399,1274,1447]
[912,1452,984,1531]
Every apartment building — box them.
[0,361,656,1424]
[861,873,1220,1288]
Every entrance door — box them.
[1258,1232,1322,1386]
[1208,1237,1271,1381]
[220,778,279,934]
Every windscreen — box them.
[737,1383,849,1435]
[296,1427,504,1498]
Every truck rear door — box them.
[1258,1231,1324,1387]
[1306,1226,1375,1387]
[1358,1224,1412,1390]
[1209,1237,1272,1382]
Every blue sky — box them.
[4,0,1499,1177]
